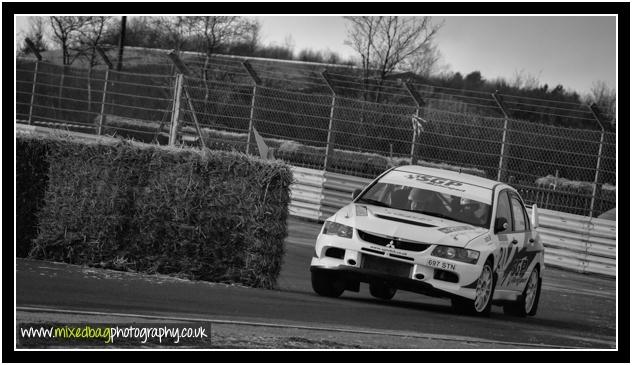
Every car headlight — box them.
[323,221,353,238]
[431,245,479,264]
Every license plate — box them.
[361,254,412,277]
[427,258,456,271]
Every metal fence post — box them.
[492,91,510,182]
[403,82,425,165]
[24,37,43,61]
[28,61,39,125]
[588,103,605,218]
[321,70,337,171]
[242,60,262,155]
[97,68,110,135]
[169,73,184,146]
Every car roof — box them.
[392,165,510,191]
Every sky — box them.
[15,15,616,95]
[253,15,616,95]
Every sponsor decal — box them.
[499,248,537,287]
[389,211,433,222]
[405,173,467,192]
[369,245,408,256]
[438,225,474,234]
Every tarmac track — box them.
[16,217,617,349]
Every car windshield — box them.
[357,182,492,228]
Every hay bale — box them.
[19,134,293,289]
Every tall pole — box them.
[97,69,110,135]
[167,50,208,149]
[28,61,39,125]
[241,60,262,155]
[246,85,258,154]
[24,38,42,61]
[321,70,337,171]
[116,16,126,71]
[403,82,424,165]
[169,74,184,146]
[588,103,605,218]
[492,91,510,182]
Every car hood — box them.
[333,204,488,248]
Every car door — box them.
[492,190,516,290]
[497,192,530,292]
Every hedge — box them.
[18,133,293,289]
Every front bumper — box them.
[311,232,483,301]
[310,265,460,299]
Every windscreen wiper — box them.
[357,198,391,208]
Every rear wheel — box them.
[369,281,397,300]
[311,270,345,298]
[503,268,541,317]
[452,259,496,316]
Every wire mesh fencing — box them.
[15,56,616,217]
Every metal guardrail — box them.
[528,208,616,277]
[289,167,325,221]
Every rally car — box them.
[310,165,544,317]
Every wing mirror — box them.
[494,217,509,234]
[351,188,362,200]
[530,204,539,229]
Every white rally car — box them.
[310,165,544,317]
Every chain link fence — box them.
[15,55,616,217]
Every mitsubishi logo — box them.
[386,240,396,248]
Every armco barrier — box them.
[289,166,325,221]
[528,208,616,277]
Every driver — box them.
[408,188,444,214]
[458,199,488,225]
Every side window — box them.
[510,194,527,232]
[522,204,531,231]
[495,191,513,232]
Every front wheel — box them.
[311,270,345,298]
[452,259,496,316]
[503,267,541,317]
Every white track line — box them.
[16,306,587,349]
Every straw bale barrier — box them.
[17,133,293,288]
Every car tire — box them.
[503,267,541,317]
[311,270,345,298]
[451,259,496,316]
[369,281,397,300]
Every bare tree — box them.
[76,17,114,67]
[151,16,197,52]
[18,17,48,57]
[49,16,92,65]
[510,69,542,90]
[402,42,443,78]
[345,16,443,103]
[75,17,114,115]
[188,16,259,100]
[344,16,382,101]
[586,80,616,121]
